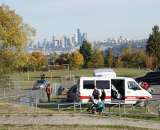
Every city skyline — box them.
[27,28,146,55]
[0,0,160,42]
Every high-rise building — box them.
[82,33,87,42]
[76,28,87,46]
[27,28,88,54]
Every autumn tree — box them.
[146,25,160,69]
[80,40,93,67]
[112,56,123,68]
[69,51,84,69]
[0,4,35,74]
[15,53,29,72]
[0,48,16,74]
[88,49,104,67]
[28,52,47,71]
[146,54,156,70]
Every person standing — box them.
[46,83,52,102]
[100,89,106,101]
[92,85,100,100]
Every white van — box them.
[79,76,152,104]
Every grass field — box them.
[0,101,159,121]
[0,102,72,115]
[9,68,148,81]
[5,68,149,90]
[0,125,151,130]
[0,68,159,130]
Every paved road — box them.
[0,115,159,130]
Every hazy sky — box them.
[0,0,160,41]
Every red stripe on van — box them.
[80,96,151,100]
[80,96,111,99]
[80,96,90,99]
[125,96,151,99]
[105,96,112,99]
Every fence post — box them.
[158,104,160,118]
[51,71,53,81]
[145,104,148,113]
[53,83,56,96]
[27,71,30,81]
[3,88,5,97]
[9,80,11,89]
[36,98,38,109]
[123,104,126,114]
[119,102,121,117]
[145,100,149,113]
[109,106,111,113]
[131,104,134,111]
[58,104,60,111]
[79,103,82,112]
[74,102,76,112]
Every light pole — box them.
[65,64,70,79]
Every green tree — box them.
[146,25,160,69]
[55,53,70,65]
[121,44,147,68]
[121,44,133,67]
[69,51,84,69]
[104,48,113,67]
[80,40,93,67]
[48,53,59,63]
[88,49,104,67]
[112,57,123,68]
[0,4,35,74]
[135,49,146,68]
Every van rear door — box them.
[80,78,95,103]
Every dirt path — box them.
[0,114,159,130]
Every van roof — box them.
[94,68,115,73]
[94,68,116,78]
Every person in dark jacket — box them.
[100,89,106,101]
[46,83,52,102]
[92,85,100,100]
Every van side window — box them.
[128,81,141,90]
[83,80,94,89]
[96,80,110,89]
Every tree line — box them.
[1,4,160,75]
[23,25,160,71]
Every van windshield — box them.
[128,81,141,90]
